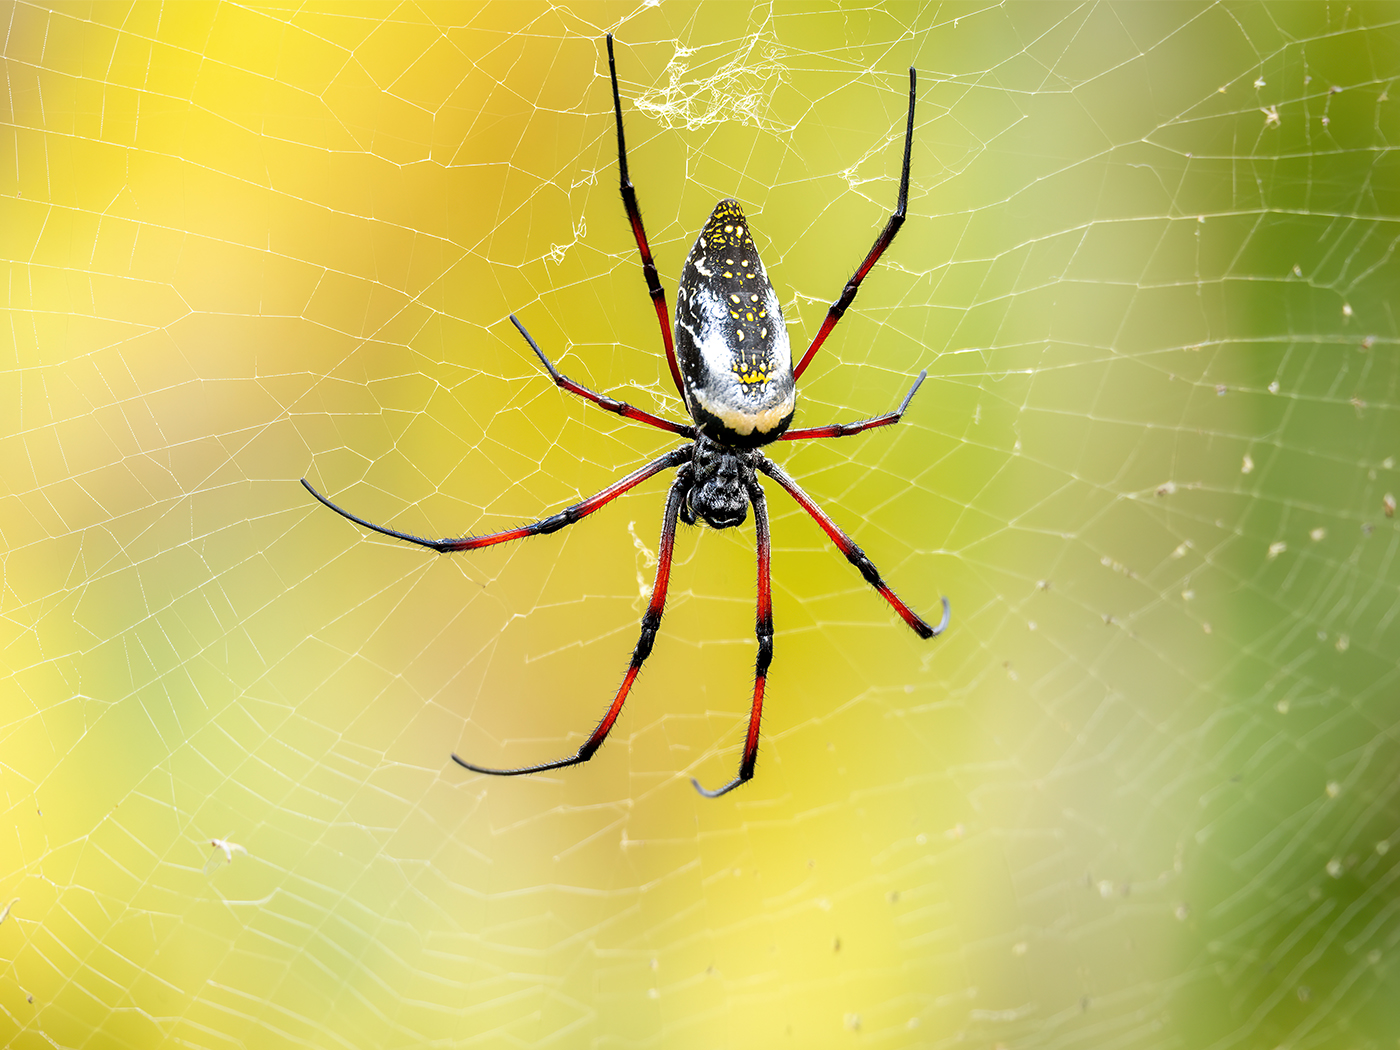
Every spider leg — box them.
[606,34,686,400]
[792,68,917,382]
[756,457,949,639]
[301,446,692,554]
[693,479,772,798]
[781,370,926,441]
[510,315,694,437]
[453,466,690,777]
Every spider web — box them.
[3,2,1399,1047]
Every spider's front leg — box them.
[757,457,949,639]
[452,465,693,778]
[302,446,690,553]
[692,477,773,798]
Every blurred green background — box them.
[2,2,1398,1047]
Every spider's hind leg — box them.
[780,370,927,442]
[792,67,918,382]
[606,33,686,399]
[509,315,693,437]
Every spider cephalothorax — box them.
[682,438,757,529]
[302,35,949,797]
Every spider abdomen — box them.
[674,199,795,448]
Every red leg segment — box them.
[510,315,693,437]
[607,34,686,399]
[693,480,773,798]
[302,446,691,554]
[792,68,917,382]
[781,370,926,441]
[757,458,948,639]
[453,467,691,776]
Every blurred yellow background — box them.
[3,2,1398,1047]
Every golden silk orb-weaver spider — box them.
[303,36,949,796]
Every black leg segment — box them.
[453,466,692,776]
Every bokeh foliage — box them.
[2,3,1397,1048]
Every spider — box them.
[302,36,949,797]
